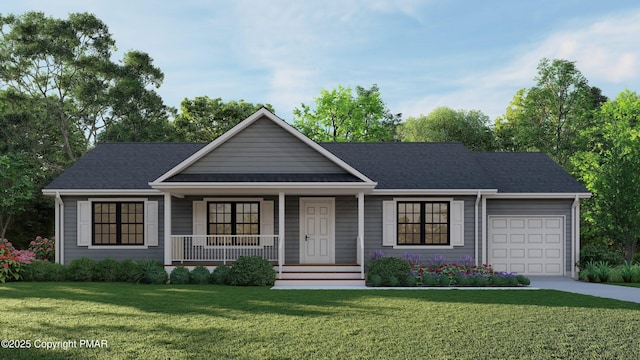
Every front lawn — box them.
[1,283,639,359]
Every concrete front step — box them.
[274,278,366,287]
[279,271,362,280]
[277,264,361,273]
[273,264,365,286]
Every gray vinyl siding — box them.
[485,199,573,272]
[182,117,347,174]
[61,196,164,264]
[363,196,479,266]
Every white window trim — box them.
[196,197,273,248]
[84,197,157,249]
[385,197,462,249]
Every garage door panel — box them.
[492,234,507,244]
[528,234,543,244]
[488,216,564,276]
[546,234,561,243]
[528,249,543,258]
[528,219,543,228]
[510,219,525,229]
[510,263,525,273]
[510,249,525,258]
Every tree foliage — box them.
[572,90,640,261]
[293,84,401,142]
[0,152,39,239]
[173,97,274,142]
[399,107,495,151]
[494,58,607,169]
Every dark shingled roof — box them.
[45,141,589,194]
[320,142,496,190]
[472,152,589,193]
[45,143,207,190]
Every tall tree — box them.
[399,107,495,151]
[98,51,173,142]
[0,12,117,161]
[173,97,274,142]
[0,152,39,239]
[293,84,401,142]
[572,90,640,261]
[494,58,606,169]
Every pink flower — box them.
[2,264,8,269]
[30,241,36,246]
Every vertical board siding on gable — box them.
[485,199,573,272]
[363,196,477,266]
[62,196,164,264]
[182,117,347,174]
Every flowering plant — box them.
[28,236,54,262]
[0,241,23,283]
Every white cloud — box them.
[399,9,640,120]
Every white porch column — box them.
[278,192,285,277]
[357,192,365,277]
[164,192,172,265]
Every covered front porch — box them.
[162,191,369,280]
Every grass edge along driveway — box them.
[1,282,639,359]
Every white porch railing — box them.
[171,235,279,265]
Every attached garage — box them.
[488,216,564,275]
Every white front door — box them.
[300,198,335,264]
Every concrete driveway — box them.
[529,276,640,304]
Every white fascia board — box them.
[42,189,162,196]
[152,108,374,184]
[484,192,592,199]
[150,182,377,190]
[371,189,499,196]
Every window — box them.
[397,201,449,245]
[93,202,144,245]
[208,202,260,245]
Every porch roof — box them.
[166,173,362,182]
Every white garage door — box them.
[488,216,564,275]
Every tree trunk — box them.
[0,214,12,240]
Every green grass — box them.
[1,283,639,359]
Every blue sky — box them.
[3,1,640,122]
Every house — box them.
[43,108,590,286]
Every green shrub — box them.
[455,273,470,286]
[170,267,190,284]
[403,274,417,287]
[230,256,276,286]
[516,274,531,286]
[66,257,96,281]
[578,243,624,269]
[387,275,400,287]
[596,261,611,283]
[211,265,232,285]
[438,274,451,286]
[137,260,167,284]
[422,273,438,286]
[369,274,383,287]
[22,261,66,281]
[366,257,412,286]
[190,266,210,284]
[93,259,121,282]
[118,259,140,282]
